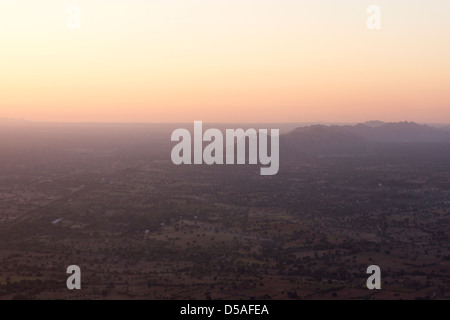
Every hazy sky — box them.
[1,0,449,123]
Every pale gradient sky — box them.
[1,0,449,123]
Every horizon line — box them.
[1,119,450,126]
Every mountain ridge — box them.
[281,121,450,156]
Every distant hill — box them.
[363,120,386,128]
[281,121,450,156]
[280,125,366,156]
[347,121,450,143]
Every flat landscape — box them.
[0,122,449,299]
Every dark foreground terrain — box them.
[0,121,449,299]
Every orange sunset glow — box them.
[1,0,449,123]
